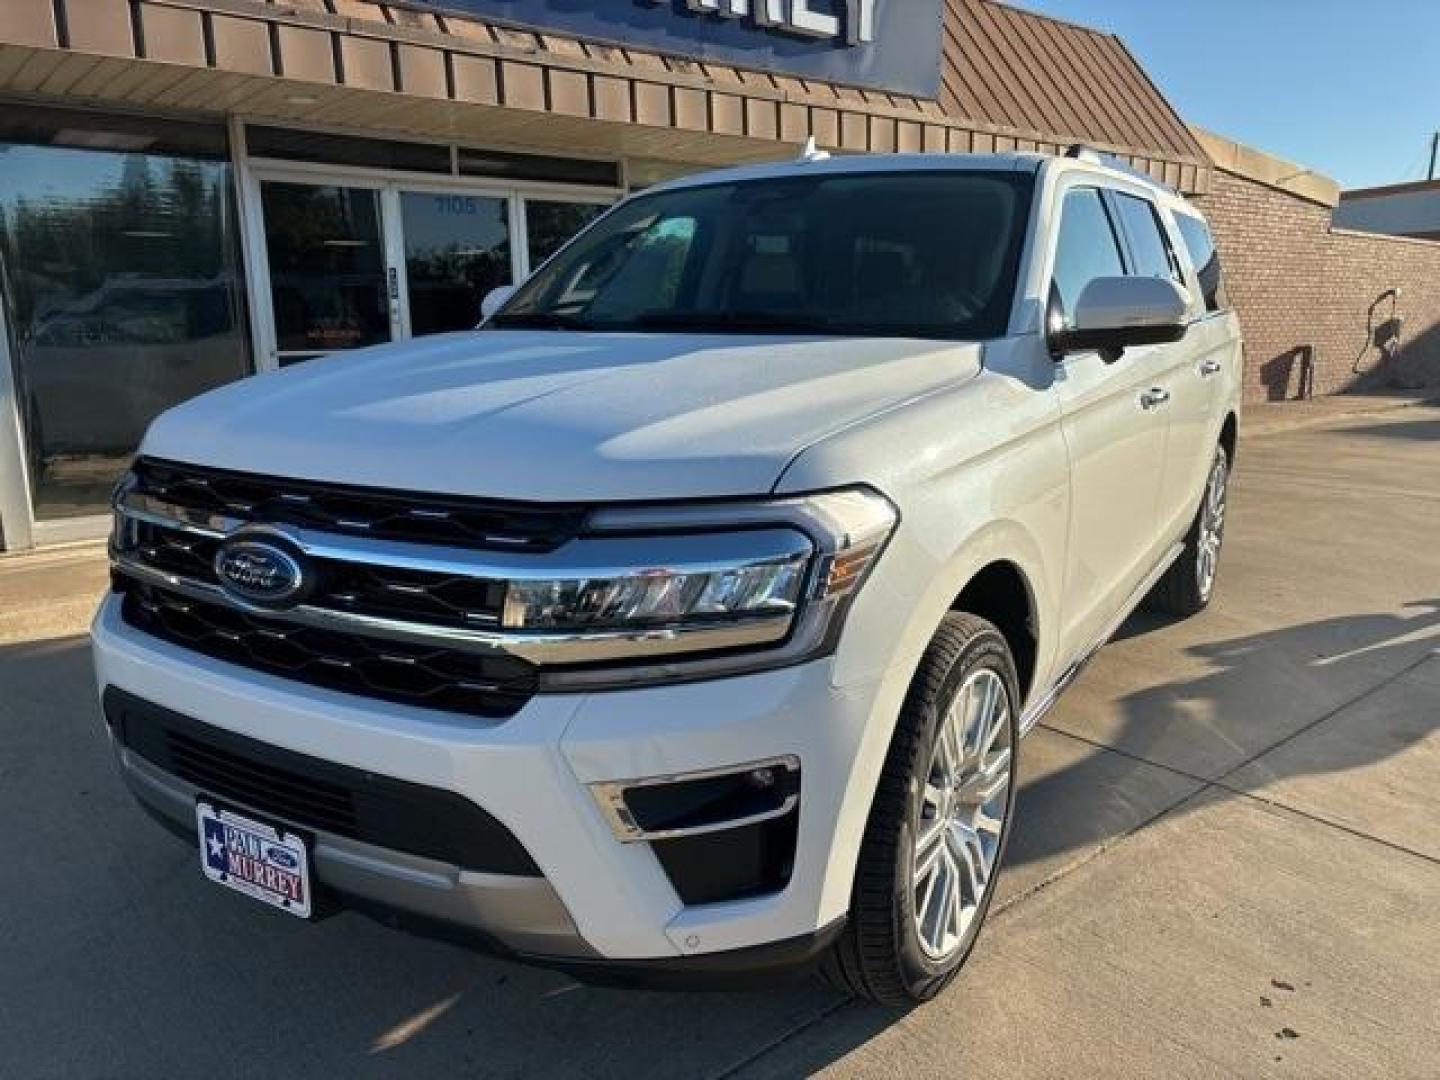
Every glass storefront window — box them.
[400,191,511,336]
[261,182,390,359]
[0,140,249,521]
[526,200,607,269]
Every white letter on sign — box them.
[848,0,876,44]
[752,0,786,26]
[788,0,840,38]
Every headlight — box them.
[500,532,810,631]
[531,487,899,688]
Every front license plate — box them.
[196,802,312,919]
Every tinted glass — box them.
[1051,187,1125,318]
[525,200,607,268]
[246,126,451,174]
[457,148,620,187]
[401,192,511,336]
[0,141,249,521]
[1175,212,1226,312]
[497,172,1033,340]
[1113,193,1182,282]
[261,182,389,357]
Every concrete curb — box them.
[1241,394,1439,439]
[0,597,98,646]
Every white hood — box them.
[142,331,983,501]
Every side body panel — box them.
[774,339,1070,922]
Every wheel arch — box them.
[1219,411,1238,465]
[950,560,1039,707]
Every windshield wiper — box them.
[489,310,594,331]
[630,310,838,334]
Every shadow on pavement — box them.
[1005,600,1440,875]
[1333,417,1440,441]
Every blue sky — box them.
[1013,0,1440,191]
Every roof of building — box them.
[943,0,1207,162]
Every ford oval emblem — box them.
[214,537,308,607]
[266,846,300,870]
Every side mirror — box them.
[1048,276,1188,359]
[479,284,517,325]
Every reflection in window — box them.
[401,192,511,336]
[1051,187,1126,320]
[261,183,389,355]
[1112,193,1182,283]
[0,141,249,521]
[525,200,606,268]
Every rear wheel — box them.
[823,613,1019,1005]
[1146,443,1229,617]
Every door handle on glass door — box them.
[1200,359,1223,377]
[1139,387,1171,411]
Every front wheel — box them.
[822,613,1019,1005]
[1145,443,1230,617]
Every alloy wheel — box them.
[1197,451,1229,601]
[912,668,1014,961]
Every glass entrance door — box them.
[250,172,612,368]
[399,191,512,337]
[259,181,394,365]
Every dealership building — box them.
[0,0,1434,552]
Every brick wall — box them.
[1193,168,1440,404]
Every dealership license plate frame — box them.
[196,800,314,919]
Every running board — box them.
[1018,541,1185,736]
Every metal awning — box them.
[0,0,1210,191]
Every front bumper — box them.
[92,593,898,968]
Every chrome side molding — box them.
[1018,541,1184,735]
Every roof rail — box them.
[1063,143,1177,195]
[797,136,831,164]
[1064,143,1103,164]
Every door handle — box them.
[1139,387,1171,411]
[1199,359,1223,377]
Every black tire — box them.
[822,613,1020,1006]
[1145,443,1230,618]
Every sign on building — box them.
[413,0,945,98]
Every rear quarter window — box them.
[1174,212,1227,313]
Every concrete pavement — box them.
[2,407,1438,1078]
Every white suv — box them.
[94,149,1240,1004]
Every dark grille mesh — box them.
[118,578,535,719]
[133,457,587,553]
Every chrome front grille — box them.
[132,457,586,553]
[130,517,507,630]
[120,579,536,718]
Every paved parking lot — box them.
[3,407,1439,1079]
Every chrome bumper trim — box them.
[117,744,596,959]
[590,754,801,842]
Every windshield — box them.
[493,170,1033,340]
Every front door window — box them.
[261,182,391,362]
